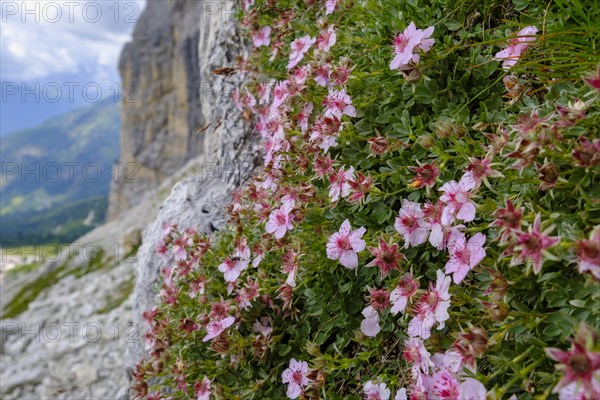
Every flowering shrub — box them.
[133,0,600,399]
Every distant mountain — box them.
[0,98,120,245]
[0,69,122,136]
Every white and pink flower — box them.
[194,377,212,400]
[266,198,295,239]
[325,0,338,15]
[323,88,356,119]
[576,226,600,279]
[390,274,418,315]
[394,200,431,248]
[252,25,271,48]
[493,26,538,70]
[326,219,366,269]
[218,243,250,283]
[390,22,435,70]
[203,316,235,342]
[288,35,316,70]
[360,306,381,338]
[316,26,336,52]
[281,358,311,399]
[445,232,486,284]
[328,166,354,202]
[409,270,451,339]
[363,381,391,400]
[438,176,477,225]
[403,337,434,375]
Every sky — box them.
[0,0,146,135]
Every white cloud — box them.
[0,0,145,81]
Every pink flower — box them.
[431,349,464,374]
[323,88,356,119]
[390,274,419,315]
[583,64,600,91]
[438,176,477,225]
[252,25,272,47]
[194,377,212,400]
[573,137,600,167]
[189,276,207,298]
[409,162,440,189]
[367,238,405,277]
[242,0,254,12]
[394,388,407,400]
[546,323,600,398]
[493,26,538,70]
[394,200,431,248]
[218,243,250,283]
[257,81,272,105]
[424,201,447,249]
[409,270,451,339]
[326,219,366,269]
[316,26,336,52]
[314,64,331,87]
[281,358,311,399]
[288,35,316,70]
[576,227,600,279]
[422,363,487,399]
[427,370,460,400]
[363,381,391,400]
[331,61,353,86]
[297,102,313,133]
[390,22,435,70]
[556,380,599,400]
[238,278,260,309]
[313,154,334,178]
[272,80,291,108]
[328,166,354,202]
[368,287,391,311]
[266,199,295,239]
[403,337,433,375]
[360,306,381,337]
[491,199,522,243]
[325,0,338,15]
[457,378,488,400]
[172,236,191,261]
[461,150,502,188]
[311,115,342,152]
[348,172,373,204]
[445,232,486,284]
[514,213,560,274]
[253,317,273,337]
[203,316,235,342]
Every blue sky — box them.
[0,0,146,135]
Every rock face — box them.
[108,0,205,220]
[0,0,256,398]
[127,9,259,371]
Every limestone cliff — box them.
[108,0,205,220]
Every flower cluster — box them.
[132,1,600,399]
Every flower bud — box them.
[537,161,559,191]
[481,300,509,321]
[211,335,230,354]
[419,134,435,148]
[433,119,454,139]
